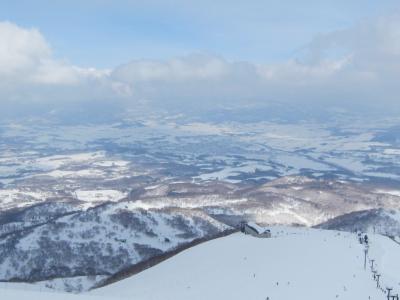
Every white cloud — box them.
[113,55,230,82]
[109,16,400,110]
[0,16,399,120]
[0,21,125,121]
[0,21,50,76]
[0,21,112,89]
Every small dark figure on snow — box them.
[364,235,369,244]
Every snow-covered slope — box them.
[91,227,397,300]
[2,227,399,299]
[0,287,104,300]
[317,208,400,237]
[0,200,229,288]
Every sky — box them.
[0,1,400,121]
[1,0,399,68]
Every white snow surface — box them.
[375,189,400,197]
[74,190,127,202]
[0,287,107,300]
[91,227,397,300]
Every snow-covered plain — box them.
[1,116,400,194]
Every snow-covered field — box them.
[74,190,127,202]
[1,116,400,195]
[0,189,51,210]
[375,190,400,198]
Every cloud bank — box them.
[0,16,399,121]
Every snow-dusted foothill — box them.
[0,200,230,290]
[317,208,400,237]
